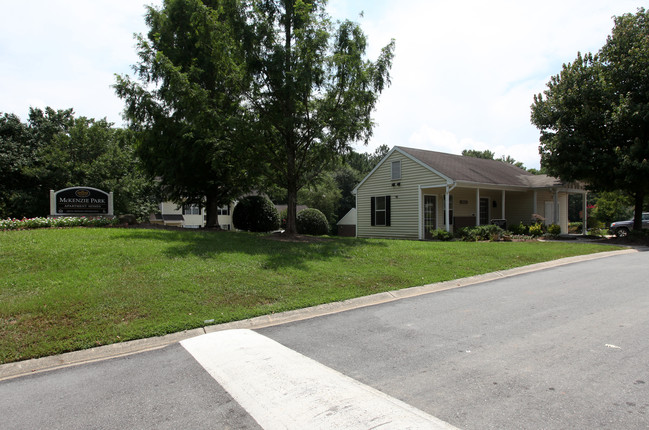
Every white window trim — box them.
[375,196,387,226]
[391,160,401,180]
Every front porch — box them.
[417,184,587,240]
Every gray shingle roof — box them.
[397,146,564,188]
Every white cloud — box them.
[0,1,160,123]
[341,0,642,169]
[1,0,643,169]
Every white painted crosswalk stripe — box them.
[181,329,459,430]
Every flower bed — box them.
[0,216,119,230]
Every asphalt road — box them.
[1,249,648,429]
[259,250,649,429]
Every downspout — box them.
[445,182,457,233]
[354,190,358,238]
[476,188,480,226]
[553,189,559,225]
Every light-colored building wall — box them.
[356,151,445,239]
[505,191,535,228]
[159,201,234,229]
[356,148,578,239]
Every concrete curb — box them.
[0,248,640,382]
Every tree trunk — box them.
[633,189,645,231]
[285,149,298,234]
[204,192,221,229]
[282,2,297,235]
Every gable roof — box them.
[353,146,583,193]
[396,146,565,188]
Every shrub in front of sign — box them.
[296,208,329,236]
[0,217,119,230]
[232,196,280,232]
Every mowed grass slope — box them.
[0,228,620,363]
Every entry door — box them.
[479,198,489,225]
[424,195,437,239]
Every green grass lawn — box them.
[0,227,621,364]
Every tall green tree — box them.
[531,8,649,230]
[247,0,394,234]
[0,107,157,219]
[114,0,258,228]
[0,112,38,218]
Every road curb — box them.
[0,247,640,381]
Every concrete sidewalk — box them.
[0,248,640,382]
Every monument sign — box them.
[50,187,113,216]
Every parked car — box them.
[609,212,649,237]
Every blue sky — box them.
[1,0,645,169]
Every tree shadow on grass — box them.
[109,228,387,271]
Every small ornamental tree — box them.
[232,196,280,232]
[296,208,329,236]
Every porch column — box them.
[553,191,559,224]
[501,190,506,219]
[533,191,538,217]
[476,188,480,226]
[582,191,588,236]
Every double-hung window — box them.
[182,204,201,215]
[371,196,391,226]
[217,205,230,216]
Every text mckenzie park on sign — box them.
[50,187,114,216]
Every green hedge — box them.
[232,196,280,232]
[0,217,119,230]
[296,208,329,236]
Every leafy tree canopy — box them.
[462,148,526,170]
[247,0,395,233]
[114,0,259,228]
[531,8,649,229]
[0,107,157,219]
[462,149,495,160]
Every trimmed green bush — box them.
[232,196,280,232]
[455,224,504,242]
[508,222,528,235]
[430,228,454,241]
[547,224,561,236]
[528,223,544,237]
[0,216,119,230]
[296,208,329,235]
[568,222,583,234]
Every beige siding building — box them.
[354,147,586,239]
[152,201,234,229]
